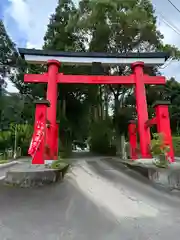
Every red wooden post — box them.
[31,100,49,164]
[132,62,151,158]
[128,121,138,159]
[46,60,60,160]
[154,101,174,162]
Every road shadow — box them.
[86,159,180,209]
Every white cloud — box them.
[6,0,31,31]
[4,0,58,92]
[5,0,58,49]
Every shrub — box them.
[50,159,68,170]
[150,133,170,156]
[0,159,9,164]
[15,124,33,156]
[0,131,12,151]
[150,133,170,168]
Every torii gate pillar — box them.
[132,62,151,158]
[128,120,138,160]
[46,60,60,160]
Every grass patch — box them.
[50,160,68,170]
[0,159,9,164]
[45,158,70,170]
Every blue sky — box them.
[0,0,26,47]
[0,0,8,19]
[1,0,180,92]
[0,0,59,92]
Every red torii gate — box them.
[19,48,169,164]
[128,101,174,162]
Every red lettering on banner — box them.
[28,121,45,157]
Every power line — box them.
[158,14,180,36]
[150,3,180,69]
[153,3,180,36]
[167,0,180,14]
[156,13,180,68]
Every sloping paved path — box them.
[0,156,180,239]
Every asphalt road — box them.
[1,156,180,239]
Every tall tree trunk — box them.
[114,94,126,159]
[94,106,98,121]
[120,134,126,160]
[114,94,121,156]
[99,85,104,120]
[104,85,109,120]
[62,99,66,117]
[177,120,179,135]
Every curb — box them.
[103,158,180,195]
[4,164,70,188]
[0,161,19,170]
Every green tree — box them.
[43,0,91,152]
[44,0,85,51]
[0,20,18,85]
[68,0,164,155]
[67,0,180,156]
[0,20,19,129]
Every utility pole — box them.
[13,124,17,159]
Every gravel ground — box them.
[0,156,180,239]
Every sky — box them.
[0,0,180,92]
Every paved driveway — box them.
[0,157,180,239]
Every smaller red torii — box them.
[128,101,174,162]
